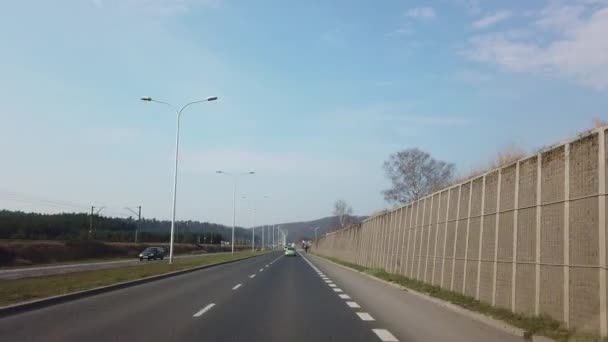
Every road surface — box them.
[0,252,229,280]
[0,251,522,341]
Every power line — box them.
[0,190,89,210]
[0,189,136,219]
[0,196,87,212]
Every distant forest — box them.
[0,210,256,244]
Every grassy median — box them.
[0,251,265,307]
[316,255,607,342]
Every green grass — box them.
[318,255,606,342]
[0,251,265,306]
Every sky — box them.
[0,0,607,227]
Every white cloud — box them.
[405,7,436,20]
[465,4,608,90]
[535,4,585,32]
[472,10,511,29]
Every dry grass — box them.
[318,255,607,342]
[0,240,236,267]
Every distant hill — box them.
[0,209,366,245]
[279,215,367,242]
[138,218,252,243]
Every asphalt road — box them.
[0,253,229,280]
[0,251,523,342]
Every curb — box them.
[0,253,264,319]
[309,254,554,342]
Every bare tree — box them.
[495,145,525,167]
[333,200,353,228]
[382,148,454,205]
[594,118,608,128]
[455,145,526,183]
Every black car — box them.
[139,247,165,261]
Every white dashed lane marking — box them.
[232,284,242,290]
[346,301,361,308]
[193,303,215,317]
[300,253,399,342]
[372,329,399,342]
[356,312,375,321]
[249,274,256,278]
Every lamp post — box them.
[216,171,255,255]
[311,226,320,240]
[241,196,256,252]
[125,206,142,243]
[141,96,217,263]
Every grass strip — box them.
[0,251,230,270]
[318,255,605,342]
[0,251,265,306]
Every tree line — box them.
[0,210,253,244]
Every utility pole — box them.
[125,206,142,243]
[89,206,94,239]
[89,206,105,239]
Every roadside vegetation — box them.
[0,209,253,244]
[0,251,265,307]
[0,239,244,267]
[319,255,605,342]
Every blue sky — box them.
[0,0,607,226]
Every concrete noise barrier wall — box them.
[313,126,608,336]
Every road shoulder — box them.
[308,254,549,342]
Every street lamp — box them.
[141,95,218,263]
[258,195,269,249]
[281,228,288,247]
[311,226,320,240]
[241,196,256,252]
[216,171,255,254]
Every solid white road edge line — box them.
[232,284,242,290]
[193,303,216,317]
[372,329,399,342]
[356,312,375,321]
